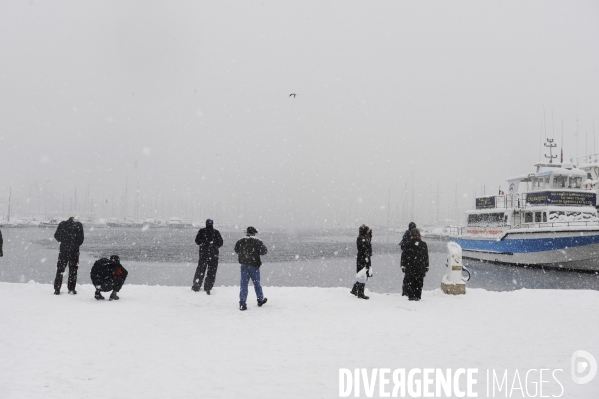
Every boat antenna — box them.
[561,121,564,163]
[543,104,547,140]
[539,121,543,162]
[544,138,557,163]
[551,104,555,139]
[576,101,579,160]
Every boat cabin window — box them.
[467,213,506,227]
[525,212,533,223]
[551,175,583,189]
[569,176,582,188]
[553,176,567,188]
[543,212,547,222]
[535,212,542,223]
[548,211,597,222]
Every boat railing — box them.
[518,220,599,229]
[453,218,599,236]
[482,193,526,209]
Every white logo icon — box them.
[571,350,597,384]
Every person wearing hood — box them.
[399,222,416,250]
[400,228,429,301]
[0,229,3,257]
[234,226,268,311]
[53,212,84,295]
[191,219,224,294]
[350,224,372,300]
[90,255,128,301]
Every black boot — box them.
[258,298,268,307]
[357,283,369,300]
[109,290,119,301]
[95,290,105,300]
[350,282,359,296]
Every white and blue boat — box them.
[451,158,599,271]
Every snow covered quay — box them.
[0,283,597,398]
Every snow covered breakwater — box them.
[0,283,597,398]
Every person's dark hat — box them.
[110,255,121,264]
[247,226,258,234]
[206,219,213,225]
[409,222,416,230]
[410,228,421,238]
[359,224,369,235]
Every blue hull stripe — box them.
[450,234,599,254]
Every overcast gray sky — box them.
[1,1,598,227]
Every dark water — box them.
[0,227,598,293]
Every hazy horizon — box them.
[2,1,599,227]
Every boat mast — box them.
[561,121,564,163]
[124,177,128,220]
[411,170,414,222]
[7,187,11,222]
[436,182,439,224]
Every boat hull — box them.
[450,230,599,271]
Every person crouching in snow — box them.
[90,255,128,301]
[350,224,372,299]
[234,226,268,311]
[400,228,429,301]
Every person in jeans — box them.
[234,226,268,311]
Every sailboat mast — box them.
[7,187,11,222]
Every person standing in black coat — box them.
[234,226,268,311]
[350,224,372,300]
[191,219,224,294]
[0,229,3,257]
[399,222,416,296]
[400,228,429,301]
[90,255,128,300]
[53,213,84,295]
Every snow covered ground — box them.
[1,282,598,398]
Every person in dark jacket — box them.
[90,255,128,300]
[399,222,416,250]
[350,224,372,300]
[400,228,429,301]
[53,213,84,295]
[191,219,224,294]
[399,222,416,296]
[234,226,268,311]
[0,229,3,257]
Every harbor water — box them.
[1,227,598,293]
